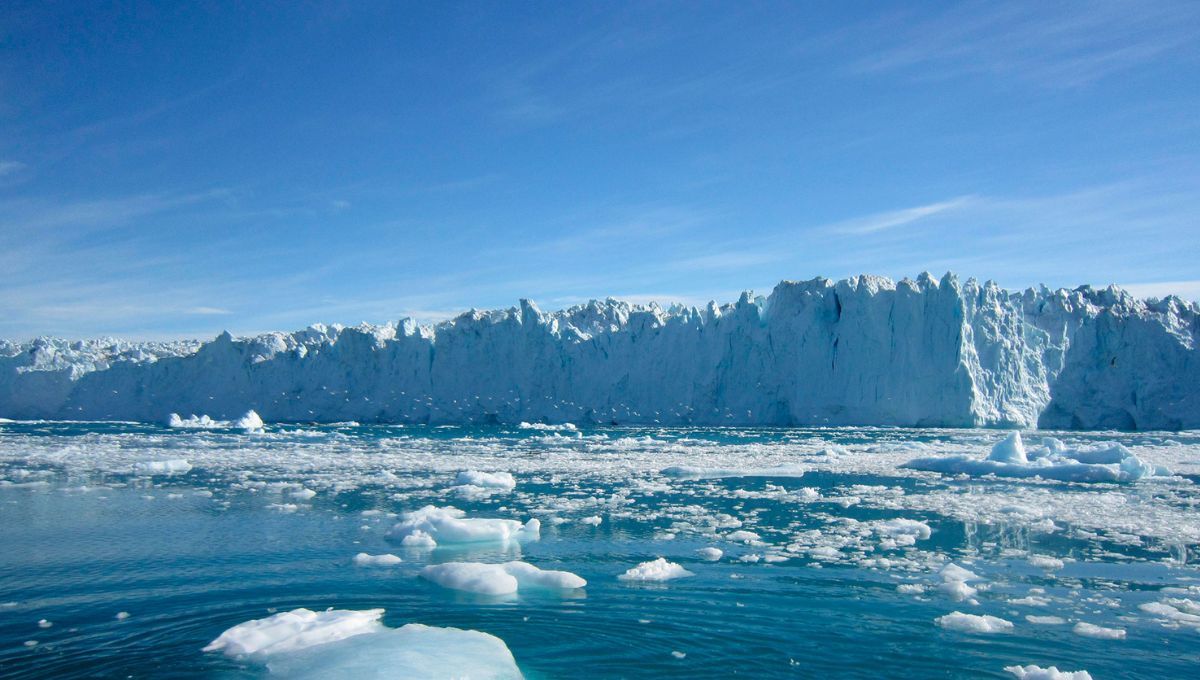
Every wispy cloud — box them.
[0,161,24,177]
[826,197,975,235]
[847,2,1200,88]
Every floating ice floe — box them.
[420,561,586,595]
[518,422,577,432]
[935,612,1013,634]
[1138,598,1200,628]
[660,464,807,480]
[903,432,1172,483]
[1004,665,1092,680]
[386,506,540,546]
[875,518,932,547]
[937,563,982,603]
[202,608,521,679]
[697,547,723,561]
[133,459,192,475]
[449,470,516,499]
[1072,621,1125,639]
[167,410,264,433]
[353,553,402,567]
[1028,555,1064,570]
[618,558,694,582]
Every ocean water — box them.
[2,422,1199,678]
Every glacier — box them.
[1,273,1196,430]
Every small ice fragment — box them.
[386,506,539,545]
[580,516,602,527]
[353,553,402,567]
[940,563,981,582]
[671,651,686,659]
[1004,664,1092,680]
[618,558,694,582]
[115,612,130,620]
[401,530,437,548]
[988,432,1028,464]
[935,612,1013,634]
[134,459,192,475]
[938,580,977,602]
[1028,555,1064,571]
[37,619,52,629]
[1072,622,1125,640]
[236,410,265,432]
[421,561,585,595]
[453,471,516,491]
[697,547,723,561]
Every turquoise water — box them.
[2,422,1199,678]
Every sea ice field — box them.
[2,420,1200,678]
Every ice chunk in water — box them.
[904,432,1171,483]
[988,432,1028,464]
[203,608,385,657]
[386,506,540,545]
[1005,665,1092,680]
[204,608,521,679]
[421,561,585,595]
[935,612,1013,634]
[353,553,402,567]
[618,558,694,582]
[133,459,192,475]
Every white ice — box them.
[353,553,402,567]
[386,506,540,546]
[1005,665,1092,680]
[618,558,694,582]
[420,561,586,595]
[905,432,1172,483]
[203,608,521,679]
[935,612,1013,634]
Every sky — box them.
[1,1,1198,340]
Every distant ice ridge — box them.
[202,607,522,678]
[2,273,1197,430]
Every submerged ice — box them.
[3,273,1197,430]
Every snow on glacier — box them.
[2,273,1197,430]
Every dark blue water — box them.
[1,422,1197,677]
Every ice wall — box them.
[1,273,1196,429]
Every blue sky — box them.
[1,1,1198,339]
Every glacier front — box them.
[1,273,1196,430]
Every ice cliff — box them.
[2,273,1197,430]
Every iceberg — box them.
[2,274,1197,430]
[903,432,1172,483]
[203,608,522,679]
